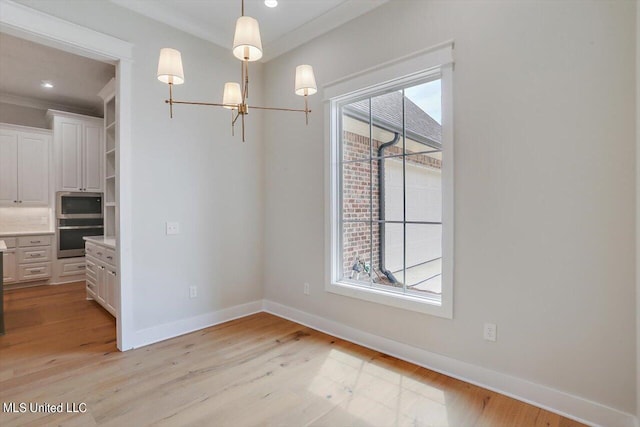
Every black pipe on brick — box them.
[378,131,400,284]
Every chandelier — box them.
[156,0,317,142]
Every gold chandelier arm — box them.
[164,100,310,114]
[232,111,241,126]
[247,105,311,113]
[165,99,234,108]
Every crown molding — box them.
[108,0,388,63]
[0,93,100,117]
[262,0,389,62]
[0,0,132,62]
[109,0,230,49]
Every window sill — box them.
[326,280,452,318]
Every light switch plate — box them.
[166,222,180,235]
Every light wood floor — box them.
[0,282,585,427]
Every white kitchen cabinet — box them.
[53,257,87,283]
[0,124,51,207]
[3,250,17,284]
[85,239,117,317]
[47,110,103,192]
[105,268,116,313]
[96,264,106,305]
[1,234,53,284]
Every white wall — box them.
[263,0,636,415]
[636,0,640,421]
[0,102,47,128]
[15,0,265,332]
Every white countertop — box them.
[0,231,55,237]
[83,235,116,249]
[0,240,6,252]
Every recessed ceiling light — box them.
[264,0,278,8]
[41,81,54,89]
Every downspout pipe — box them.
[378,132,400,284]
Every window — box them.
[326,44,454,317]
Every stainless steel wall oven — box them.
[56,192,104,258]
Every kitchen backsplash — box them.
[0,207,52,233]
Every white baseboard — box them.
[133,300,263,349]
[263,300,637,427]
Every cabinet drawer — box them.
[18,235,52,247]
[85,243,102,259]
[2,237,16,248]
[61,261,86,276]
[18,262,51,281]
[86,269,96,283]
[86,256,98,272]
[104,249,116,265]
[85,257,97,280]
[17,246,52,263]
[86,276,97,292]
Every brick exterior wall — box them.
[341,129,441,285]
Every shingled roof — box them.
[343,91,441,148]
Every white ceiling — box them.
[109,0,389,62]
[0,33,115,117]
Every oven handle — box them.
[58,226,105,230]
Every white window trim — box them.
[324,42,454,318]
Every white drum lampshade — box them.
[232,17,263,61]
[157,48,185,85]
[294,65,317,96]
[223,82,242,109]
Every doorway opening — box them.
[0,1,133,350]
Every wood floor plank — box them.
[0,283,587,427]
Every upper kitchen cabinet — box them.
[46,110,103,193]
[0,124,51,207]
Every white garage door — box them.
[384,158,442,277]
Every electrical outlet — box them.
[484,323,497,342]
[303,282,310,295]
[166,222,180,235]
[189,286,197,299]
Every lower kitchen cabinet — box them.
[85,241,116,317]
[2,234,53,285]
[2,250,16,283]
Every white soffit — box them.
[109,0,389,62]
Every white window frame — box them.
[324,42,454,318]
